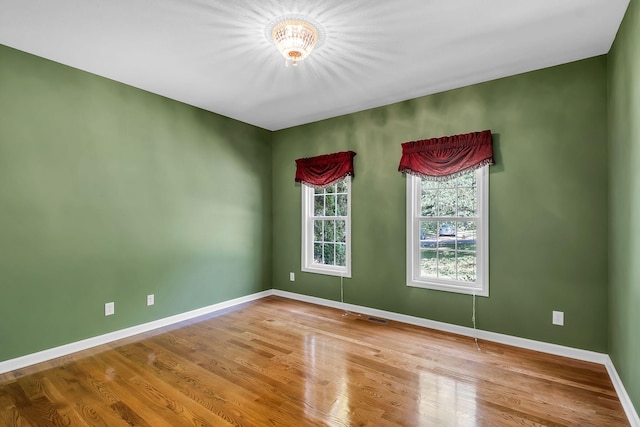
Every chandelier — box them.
[271,18,320,66]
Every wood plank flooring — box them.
[0,296,629,426]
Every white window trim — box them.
[406,167,489,296]
[301,177,352,278]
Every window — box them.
[302,177,351,277]
[406,167,488,295]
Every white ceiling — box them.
[0,0,630,131]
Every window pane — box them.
[314,195,324,216]
[438,221,456,240]
[421,179,439,190]
[438,238,456,253]
[437,249,456,279]
[457,187,477,217]
[337,194,348,216]
[439,176,457,189]
[314,243,323,263]
[314,220,323,242]
[421,190,437,216]
[323,243,335,265]
[324,220,335,242]
[457,252,476,282]
[326,195,336,216]
[420,249,437,277]
[420,221,437,248]
[336,180,347,193]
[336,220,346,243]
[439,189,456,216]
[326,184,336,194]
[458,170,476,188]
[457,221,476,251]
[336,243,346,266]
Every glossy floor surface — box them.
[0,296,629,426]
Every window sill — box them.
[407,280,488,297]
[302,265,351,278]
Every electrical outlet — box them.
[147,294,155,306]
[290,272,295,281]
[105,302,115,316]
[552,310,564,326]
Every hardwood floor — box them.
[0,296,629,426]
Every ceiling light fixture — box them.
[271,18,320,67]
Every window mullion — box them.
[411,217,422,277]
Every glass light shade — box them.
[272,19,319,66]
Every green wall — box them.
[272,57,609,352]
[609,0,640,410]
[0,22,620,369]
[0,44,272,362]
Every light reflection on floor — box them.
[302,332,479,425]
[418,371,477,426]
[303,334,352,424]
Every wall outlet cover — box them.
[552,310,564,326]
[147,294,155,306]
[290,272,295,281]
[105,302,115,316]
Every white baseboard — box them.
[0,290,272,375]
[1,289,637,426]
[606,356,640,427]
[273,289,639,426]
[273,290,608,362]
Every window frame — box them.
[301,176,352,278]
[406,167,489,296]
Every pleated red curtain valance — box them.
[398,130,494,180]
[295,151,356,188]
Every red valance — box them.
[295,151,356,188]
[398,130,494,180]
